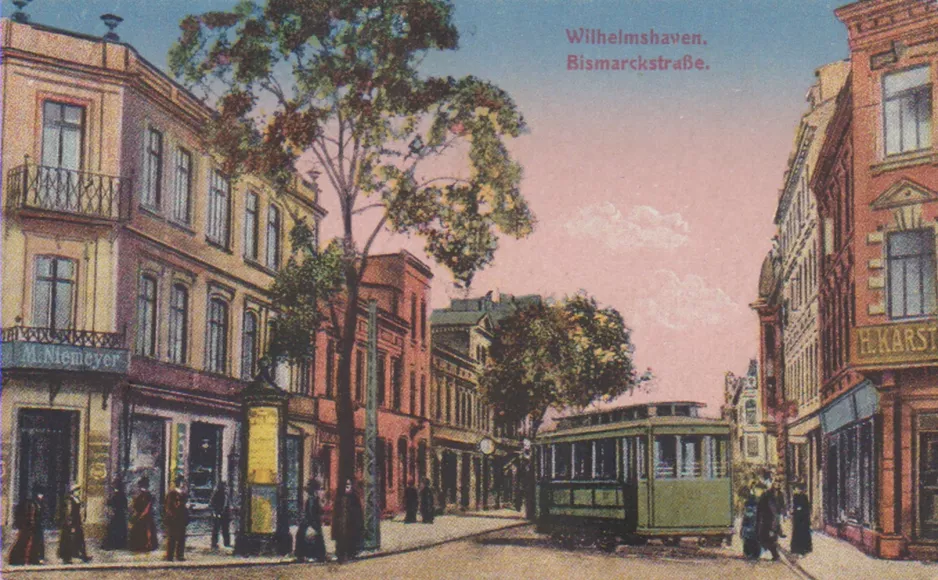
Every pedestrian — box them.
[756,480,784,561]
[128,477,159,552]
[739,483,761,561]
[420,478,436,524]
[59,484,91,564]
[7,486,47,566]
[790,482,813,556]
[295,480,327,563]
[163,475,189,562]
[209,481,231,550]
[103,477,128,550]
[404,480,419,523]
[332,478,364,563]
[276,495,294,556]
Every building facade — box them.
[811,0,938,559]
[723,361,777,470]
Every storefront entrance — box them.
[188,422,223,506]
[919,431,938,541]
[127,415,166,526]
[17,408,79,529]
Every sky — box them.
[2,0,853,415]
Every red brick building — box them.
[813,0,938,559]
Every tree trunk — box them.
[335,263,359,559]
[524,418,543,521]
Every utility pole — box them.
[363,300,381,550]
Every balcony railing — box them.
[7,160,127,220]
[2,325,125,349]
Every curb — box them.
[2,520,531,575]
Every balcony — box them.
[1,325,129,374]
[6,160,127,221]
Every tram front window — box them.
[553,442,572,479]
[655,435,678,479]
[574,440,592,479]
[681,436,703,478]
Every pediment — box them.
[871,179,938,210]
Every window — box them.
[392,358,403,410]
[32,257,75,330]
[244,192,259,260]
[888,229,937,319]
[595,438,617,480]
[409,372,417,415]
[410,294,418,340]
[136,275,158,357]
[241,311,259,380]
[143,129,163,208]
[172,148,192,223]
[207,170,231,247]
[168,284,188,364]
[746,435,760,458]
[573,440,593,479]
[553,442,572,480]
[654,435,677,479]
[355,349,365,403]
[745,399,757,424]
[41,102,83,171]
[266,205,282,270]
[326,340,335,398]
[680,436,703,478]
[206,298,229,374]
[420,375,427,418]
[884,66,932,156]
[420,299,427,344]
[378,352,387,405]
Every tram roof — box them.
[539,401,726,440]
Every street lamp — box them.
[234,360,291,556]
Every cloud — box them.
[636,270,742,330]
[564,203,689,251]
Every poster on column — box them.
[1,0,935,579]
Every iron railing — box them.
[7,160,126,220]
[1,325,125,349]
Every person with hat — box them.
[420,478,436,524]
[129,477,159,552]
[58,484,91,563]
[163,475,189,561]
[295,479,327,563]
[790,481,813,556]
[103,477,128,551]
[209,481,232,550]
[7,486,47,565]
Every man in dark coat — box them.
[59,484,91,563]
[129,477,158,552]
[7,486,46,566]
[163,475,189,561]
[209,481,231,549]
[332,478,364,563]
[790,482,813,556]
[103,477,128,550]
[295,480,327,563]
[404,480,419,523]
[756,480,784,561]
[420,478,435,524]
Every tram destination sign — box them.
[853,321,938,366]
[2,341,130,373]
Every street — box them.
[3,526,801,580]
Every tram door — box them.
[919,432,938,540]
[17,409,79,529]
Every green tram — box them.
[535,401,734,546]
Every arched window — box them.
[206,297,229,374]
[168,284,189,364]
[241,310,259,380]
[136,274,158,356]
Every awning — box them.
[820,380,879,435]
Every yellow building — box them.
[1,17,324,541]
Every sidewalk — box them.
[778,519,938,580]
[2,512,528,574]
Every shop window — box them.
[884,66,932,156]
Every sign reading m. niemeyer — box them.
[2,342,130,373]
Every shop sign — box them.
[854,321,938,365]
[2,342,129,373]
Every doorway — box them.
[188,422,223,506]
[127,415,167,527]
[17,408,79,529]
[920,431,938,540]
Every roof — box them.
[430,310,487,326]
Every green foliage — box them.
[481,293,652,435]
[168,0,535,287]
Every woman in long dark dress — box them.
[295,480,327,563]
[790,483,813,556]
[7,487,46,566]
[739,484,761,561]
[332,479,364,562]
[59,484,91,563]
[103,478,128,550]
[128,478,159,552]
[420,478,435,524]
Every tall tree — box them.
[168,0,535,553]
[481,294,651,515]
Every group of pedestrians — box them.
[739,477,813,562]
[404,478,436,524]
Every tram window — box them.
[595,438,617,479]
[712,437,729,478]
[637,437,647,480]
[657,406,673,417]
[554,442,572,480]
[654,435,678,479]
[675,405,691,417]
[574,440,592,479]
[680,436,704,478]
